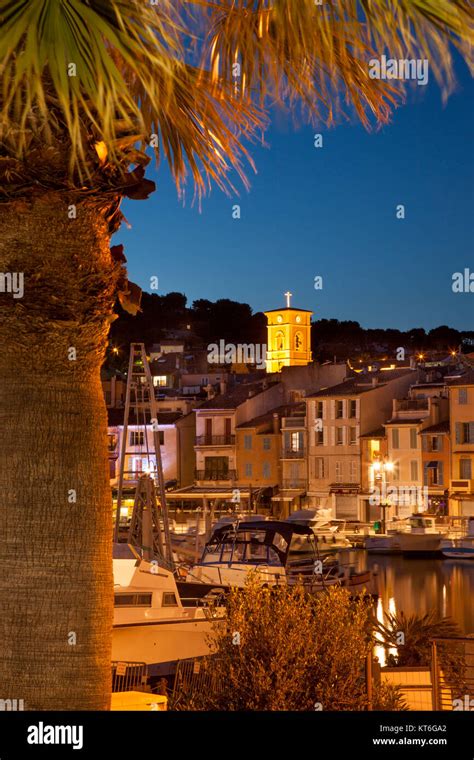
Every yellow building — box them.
[265,292,312,373]
[448,371,474,516]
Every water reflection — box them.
[366,554,474,635]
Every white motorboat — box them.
[286,510,352,553]
[390,515,448,556]
[112,550,223,677]
[441,518,474,559]
[186,520,374,594]
[364,534,402,555]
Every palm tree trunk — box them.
[0,194,121,710]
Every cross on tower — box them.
[284,291,293,308]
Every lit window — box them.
[130,431,145,447]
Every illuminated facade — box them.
[265,292,312,373]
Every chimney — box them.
[273,413,280,435]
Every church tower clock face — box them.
[264,293,313,373]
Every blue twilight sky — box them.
[114,60,473,332]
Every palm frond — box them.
[0,0,472,197]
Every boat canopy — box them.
[207,520,314,566]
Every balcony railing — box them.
[282,479,306,489]
[195,435,235,446]
[281,448,306,459]
[282,417,306,428]
[195,469,237,481]
[396,399,429,411]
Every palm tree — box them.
[376,610,462,667]
[0,0,472,710]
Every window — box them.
[314,457,325,479]
[456,422,474,444]
[349,399,357,418]
[156,430,164,446]
[288,431,303,451]
[392,463,400,481]
[392,428,399,449]
[460,458,472,480]
[244,434,252,450]
[335,461,342,481]
[459,388,468,405]
[335,400,344,419]
[315,428,324,445]
[410,428,418,449]
[162,592,178,607]
[410,460,419,481]
[295,332,303,351]
[130,431,145,447]
[204,456,228,479]
[245,463,253,477]
[316,401,324,420]
[108,434,118,452]
[431,436,440,452]
[263,437,271,450]
[425,462,443,486]
[349,460,357,483]
[349,427,357,445]
[263,462,271,478]
[114,593,152,607]
[336,427,344,445]
[153,375,167,387]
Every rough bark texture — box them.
[0,194,121,709]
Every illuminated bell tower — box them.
[265,292,313,373]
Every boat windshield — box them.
[202,528,286,566]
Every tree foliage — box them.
[175,578,398,711]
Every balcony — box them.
[282,417,306,429]
[195,435,235,446]
[282,479,306,489]
[195,469,237,482]
[281,448,306,459]
[396,399,429,411]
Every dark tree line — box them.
[106,292,473,369]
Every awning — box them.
[166,486,253,500]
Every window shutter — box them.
[438,461,443,485]
[422,435,428,451]
[455,423,461,444]
[423,462,428,486]
[469,423,474,444]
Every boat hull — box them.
[112,617,217,675]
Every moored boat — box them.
[112,547,223,677]
[441,518,474,559]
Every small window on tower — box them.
[295,332,303,351]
